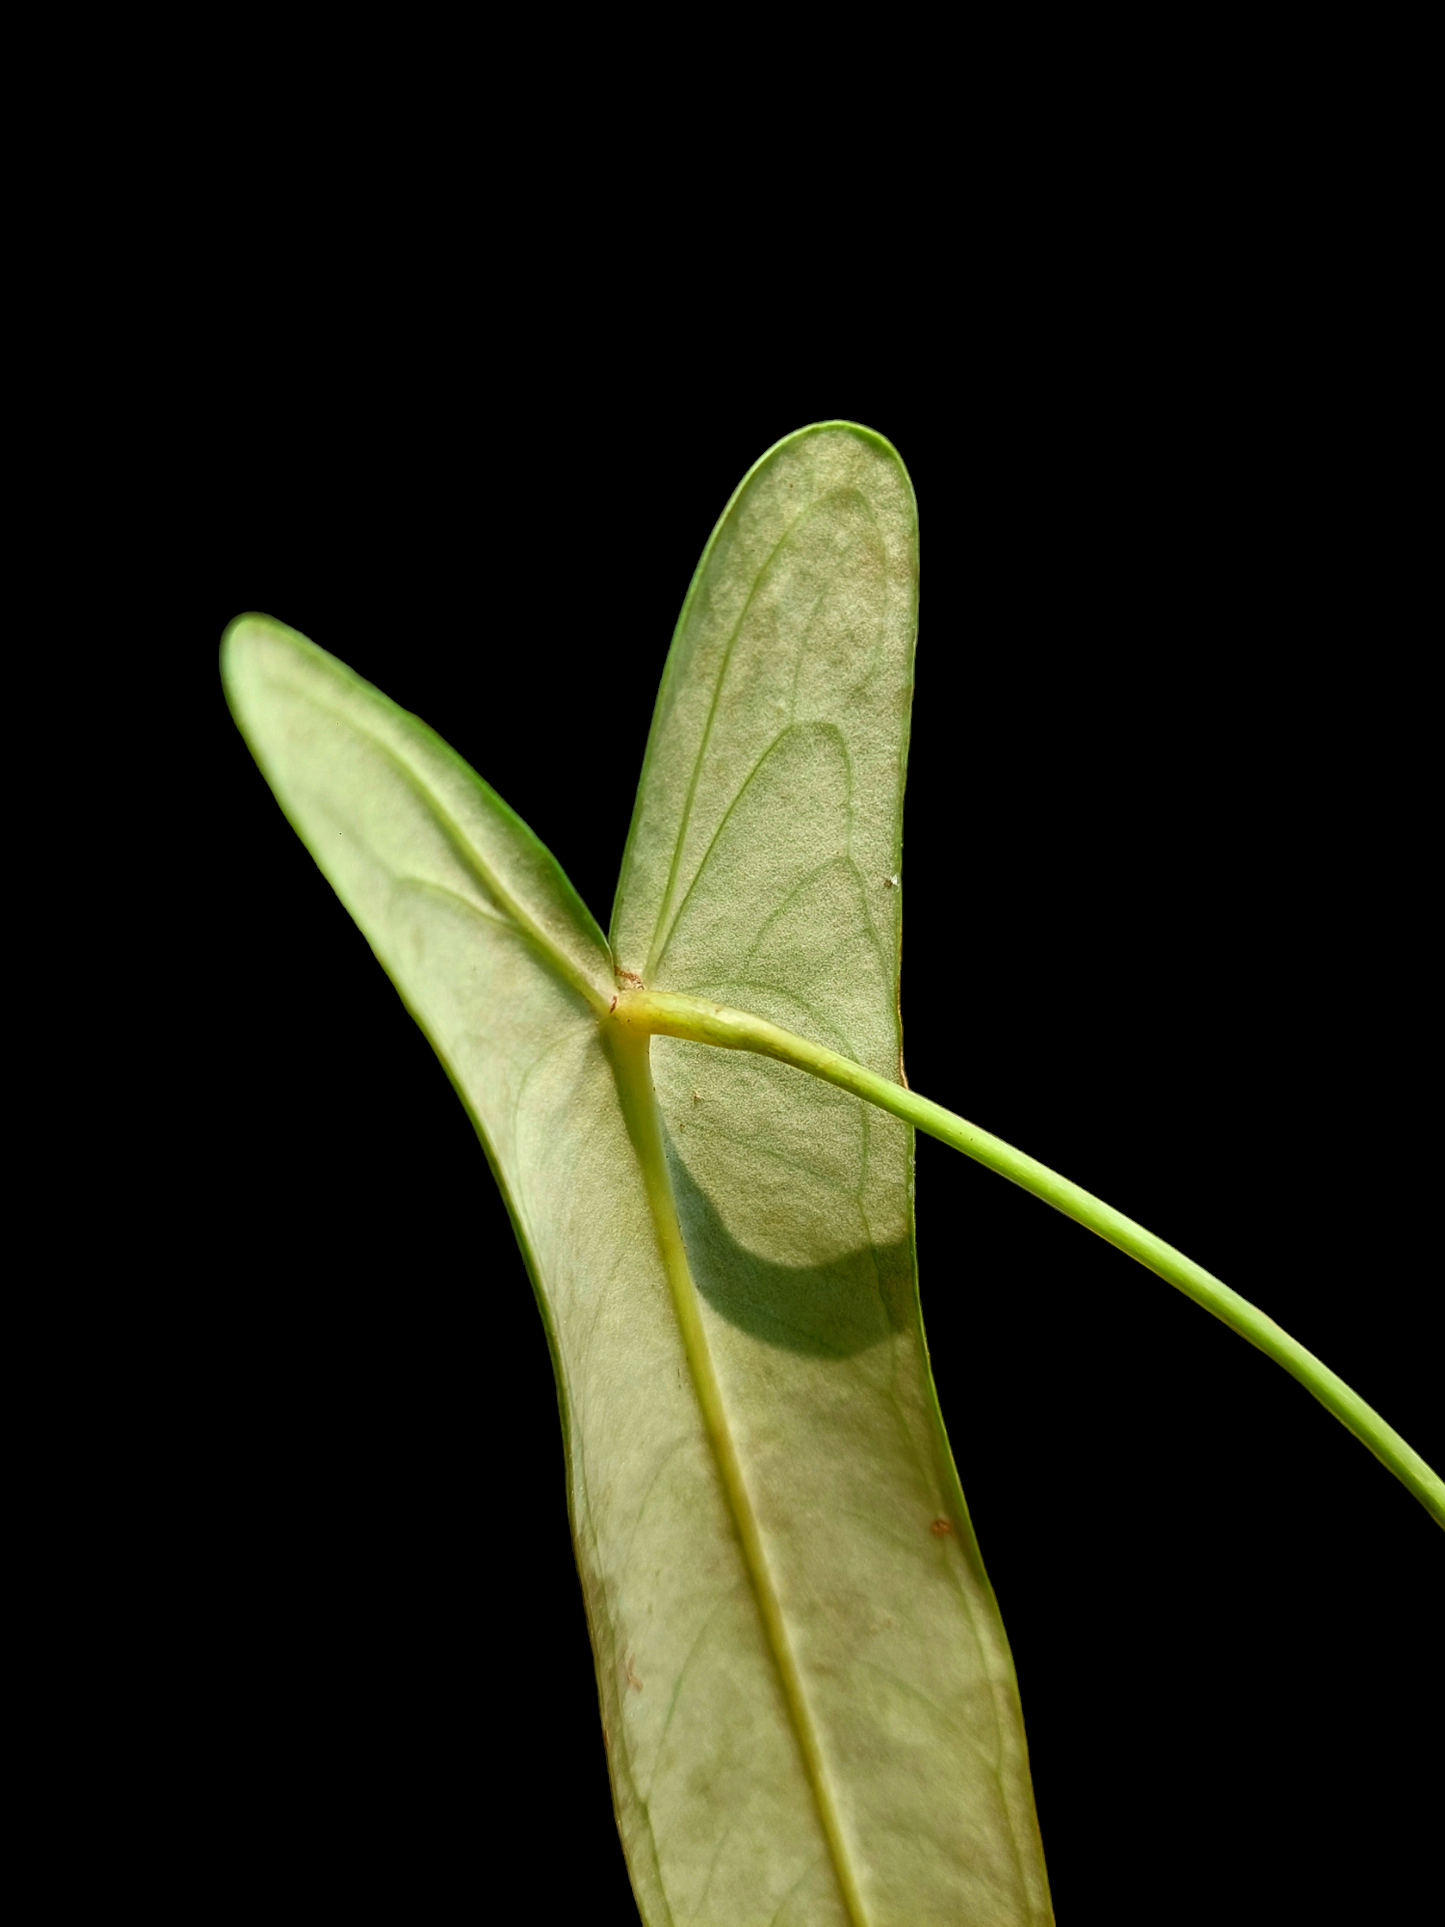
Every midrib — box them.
[607,1025,871,1927]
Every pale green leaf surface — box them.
[611,425,1051,1924]
[222,423,1051,1925]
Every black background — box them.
[118,292,1438,1923]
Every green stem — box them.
[613,989,1444,1531]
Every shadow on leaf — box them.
[663,1123,912,1357]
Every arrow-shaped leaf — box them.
[222,423,1052,1925]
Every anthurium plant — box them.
[221,422,1440,1926]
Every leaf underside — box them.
[223,424,1052,1925]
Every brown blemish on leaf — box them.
[929,1518,953,1538]
[625,1653,643,1691]
[615,968,645,989]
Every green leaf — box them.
[222,422,1052,1925]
